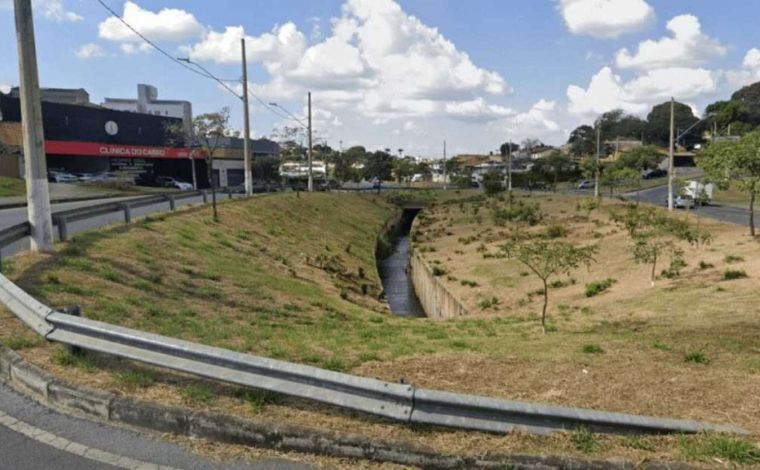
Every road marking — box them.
[0,409,179,470]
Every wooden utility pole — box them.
[668,97,675,211]
[14,0,54,251]
[307,92,313,192]
[594,125,601,199]
[443,140,447,190]
[241,38,252,196]
[508,140,513,192]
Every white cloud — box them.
[505,99,561,135]
[0,0,82,21]
[75,43,105,59]
[0,84,10,94]
[724,48,760,89]
[98,1,204,43]
[445,98,515,122]
[616,15,726,70]
[186,0,509,121]
[556,0,654,38]
[120,43,152,55]
[567,66,718,117]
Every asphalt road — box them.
[0,381,313,470]
[624,185,756,227]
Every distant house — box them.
[530,146,556,160]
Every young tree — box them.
[482,170,504,196]
[699,130,760,236]
[502,241,598,334]
[612,205,710,285]
[567,125,596,158]
[543,152,575,191]
[190,108,232,221]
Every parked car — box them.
[73,172,96,182]
[47,171,78,183]
[155,176,193,191]
[642,169,667,179]
[576,180,593,190]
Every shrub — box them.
[585,278,617,298]
[482,171,504,196]
[582,344,604,354]
[492,201,542,226]
[431,266,447,277]
[544,224,569,239]
[724,255,745,264]
[460,279,478,287]
[724,270,748,280]
[478,296,500,310]
[685,351,709,364]
[698,261,714,270]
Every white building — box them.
[102,84,193,135]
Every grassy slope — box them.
[2,191,760,467]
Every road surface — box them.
[0,381,313,469]
[625,185,756,227]
[0,192,236,259]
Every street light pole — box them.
[307,92,313,192]
[508,140,513,193]
[443,140,447,190]
[668,97,675,211]
[14,0,54,252]
[241,38,252,196]
[594,124,601,199]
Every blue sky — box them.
[1,0,759,156]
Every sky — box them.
[1,0,760,157]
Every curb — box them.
[0,347,695,470]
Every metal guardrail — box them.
[0,271,747,436]
[0,189,749,436]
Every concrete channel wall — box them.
[408,217,469,320]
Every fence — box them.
[0,189,747,436]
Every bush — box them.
[492,201,542,226]
[482,171,504,196]
[478,296,500,310]
[460,279,478,287]
[544,224,569,239]
[724,255,745,264]
[698,261,714,270]
[585,278,617,298]
[431,266,447,277]
[685,351,709,364]
[582,344,604,354]
[724,270,748,280]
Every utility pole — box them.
[241,38,252,196]
[307,92,313,192]
[14,0,53,252]
[507,140,513,192]
[442,140,447,190]
[667,97,675,211]
[594,124,601,198]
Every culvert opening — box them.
[377,209,426,317]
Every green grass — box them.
[684,351,710,364]
[115,370,157,389]
[680,434,760,464]
[238,388,281,413]
[0,177,24,198]
[724,270,748,280]
[584,279,617,298]
[181,383,216,404]
[571,427,600,453]
[0,336,41,350]
[582,344,604,354]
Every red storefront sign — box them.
[44,140,206,159]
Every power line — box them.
[95,0,306,125]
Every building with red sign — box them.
[0,91,206,186]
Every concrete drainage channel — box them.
[0,195,749,468]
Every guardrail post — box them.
[228,191,233,200]
[121,203,132,224]
[168,195,176,211]
[57,216,69,242]
[63,306,83,356]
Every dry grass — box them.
[2,191,760,468]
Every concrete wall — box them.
[408,220,469,319]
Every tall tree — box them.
[568,125,596,158]
[595,109,646,141]
[364,150,394,181]
[699,130,760,236]
[645,101,700,147]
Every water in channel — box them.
[377,210,426,317]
